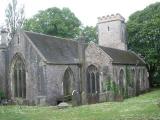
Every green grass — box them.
[0,89,160,120]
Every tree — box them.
[81,26,97,43]
[5,0,25,39]
[127,2,160,87]
[23,7,81,38]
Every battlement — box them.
[97,13,125,23]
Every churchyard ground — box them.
[0,89,160,120]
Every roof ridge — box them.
[99,45,129,52]
[24,30,78,43]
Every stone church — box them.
[0,14,149,106]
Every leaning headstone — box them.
[99,92,106,102]
[81,91,87,104]
[36,96,46,106]
[57,102,70,109]
[72,90,81,106]
[1,99,8,105]
[114,94,123,102]
[107,91,114,101]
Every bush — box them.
[0,90,5,99]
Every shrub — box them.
[0,89,5,99]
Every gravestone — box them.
[72,90,80,106]
[57,102,70,109]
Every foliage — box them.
[111,81,119,95]
[23,7,98,42]
[127,2,160,87]
[0,89,159,120]
[103,76,111,91]
[125,66,134,90]
[5,0,25,38]
[23,7,81,39]
[105,79,122,96]
[80,26,98,43]
[0,89,5,99]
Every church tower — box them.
[97,13,127,50]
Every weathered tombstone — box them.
[7,99,12,105]
[114,94,123,102]
[107,91,114,101]
[81,91,87,104]
[128,87,134,97]
[57,102,70,109]
[72,90,80,106]
[99,93,106,102]
[1,99,8,105]
[23,99,29,105]
[36,96,46,106]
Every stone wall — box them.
[85,42,113,103]
[84,43,149,103]
[112,65,149,97]
[45,64,80,105]
[7,31,46,105]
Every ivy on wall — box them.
[125,66,135,98]
[104,78,121,96]
[102,76,111,92]
[126,66,131,87]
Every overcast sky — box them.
[0,0,159,26]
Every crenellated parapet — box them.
[97,13,125,23]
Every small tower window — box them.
[107,26,110,31]
[17,35,20,44]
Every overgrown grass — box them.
[0,89,160,120]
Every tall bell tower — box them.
[97,13,127,50]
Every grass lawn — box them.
[0,89,160,120]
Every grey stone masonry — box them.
[97,13,127,50]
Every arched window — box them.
[119,69,124,87]
[86,65,99,94]
[13,56,26,98]
[142,69,145,82]
[136,69,140,94]
[63,67,74,96]
[131,69,135,88]
[141,69,145,90]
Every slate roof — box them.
[100,46,145,65]
[24,31,145,66]
[25,31,79,64]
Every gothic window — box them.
[86,65,99,94]
[118,69,125,94]
[37,67,45,95]
[131,69,135,88]
[119,69,124,87]
[13,56,26,98]
[136,69,140,94]
[63,67,74,96]
[141,69,145,89]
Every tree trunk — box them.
[147,64,156,88]
[148,71,154,88]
